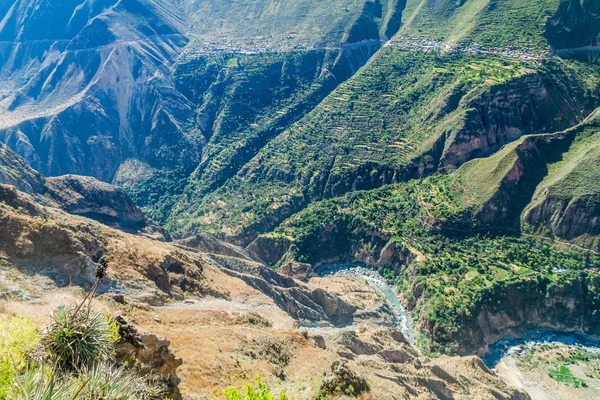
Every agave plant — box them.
[7,364,84,400]
[8,363,164,400]
[68,363,164,400]
[44,305,115,371]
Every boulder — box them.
[280,261,317,282]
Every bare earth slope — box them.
[0,180,529,398]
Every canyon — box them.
[1,0,600,399]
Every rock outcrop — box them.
[115,316,183,400]
[319,326,530,399]
[45,175,146,227]
[207,254,357,324]
[177,233,254,261]
[0,183,105,286]
[0,143,165,238]
[0,143,46,195]
[525,195,600,242]
[0,183,214,301]
[440,72,586,171]
[279,261,317,282]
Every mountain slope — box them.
[0,152,532,398]
[398,0,563,49]
[167,50,600,243]
[0,0,194,181]
[0,142,160,235]
[251,111,600,353]
[523,109,600,245]
[0,0,408,227]
[1,0,599,366]
[0,179,529,398]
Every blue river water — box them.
[316,264,415,344]
[482,329,600,367]
[316,264,600,368]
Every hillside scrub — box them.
[224,376,287,400]
[267,169,600,354]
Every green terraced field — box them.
[398,0,563,49]
[166,50,599,242]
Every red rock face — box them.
[525,195,600,243]
[439,73,583,172]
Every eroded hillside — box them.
[1,0,600,398]
[0,160,529,398]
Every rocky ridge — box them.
[0,143,162,237]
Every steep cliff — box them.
[438,69,590,171]
[523,110,600,249]
[546,0,600,49]
[168,53,600,244]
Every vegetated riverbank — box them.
[315,263,600,378]
[483,330,600,368]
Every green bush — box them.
[44,305,116,371]
[0,315,40,398]
[7,362,164,400]
[0,360,14,400]
[224,376,286,400]
[0,315,40,368]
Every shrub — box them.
[8,362,164,400]
[0,315,40,398]
[548,364,588,388]
[224,376,286,400]
[315,360,369,399]
[0,315,40,368]
[44,305,115,371]
[0,360,13,400]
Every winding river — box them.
[316,264,600,369]
[316,265,416,345]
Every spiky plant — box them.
[8,363,164,400]
[67,363,164,400]
[7,364,82,400]
[44,305,115,371]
